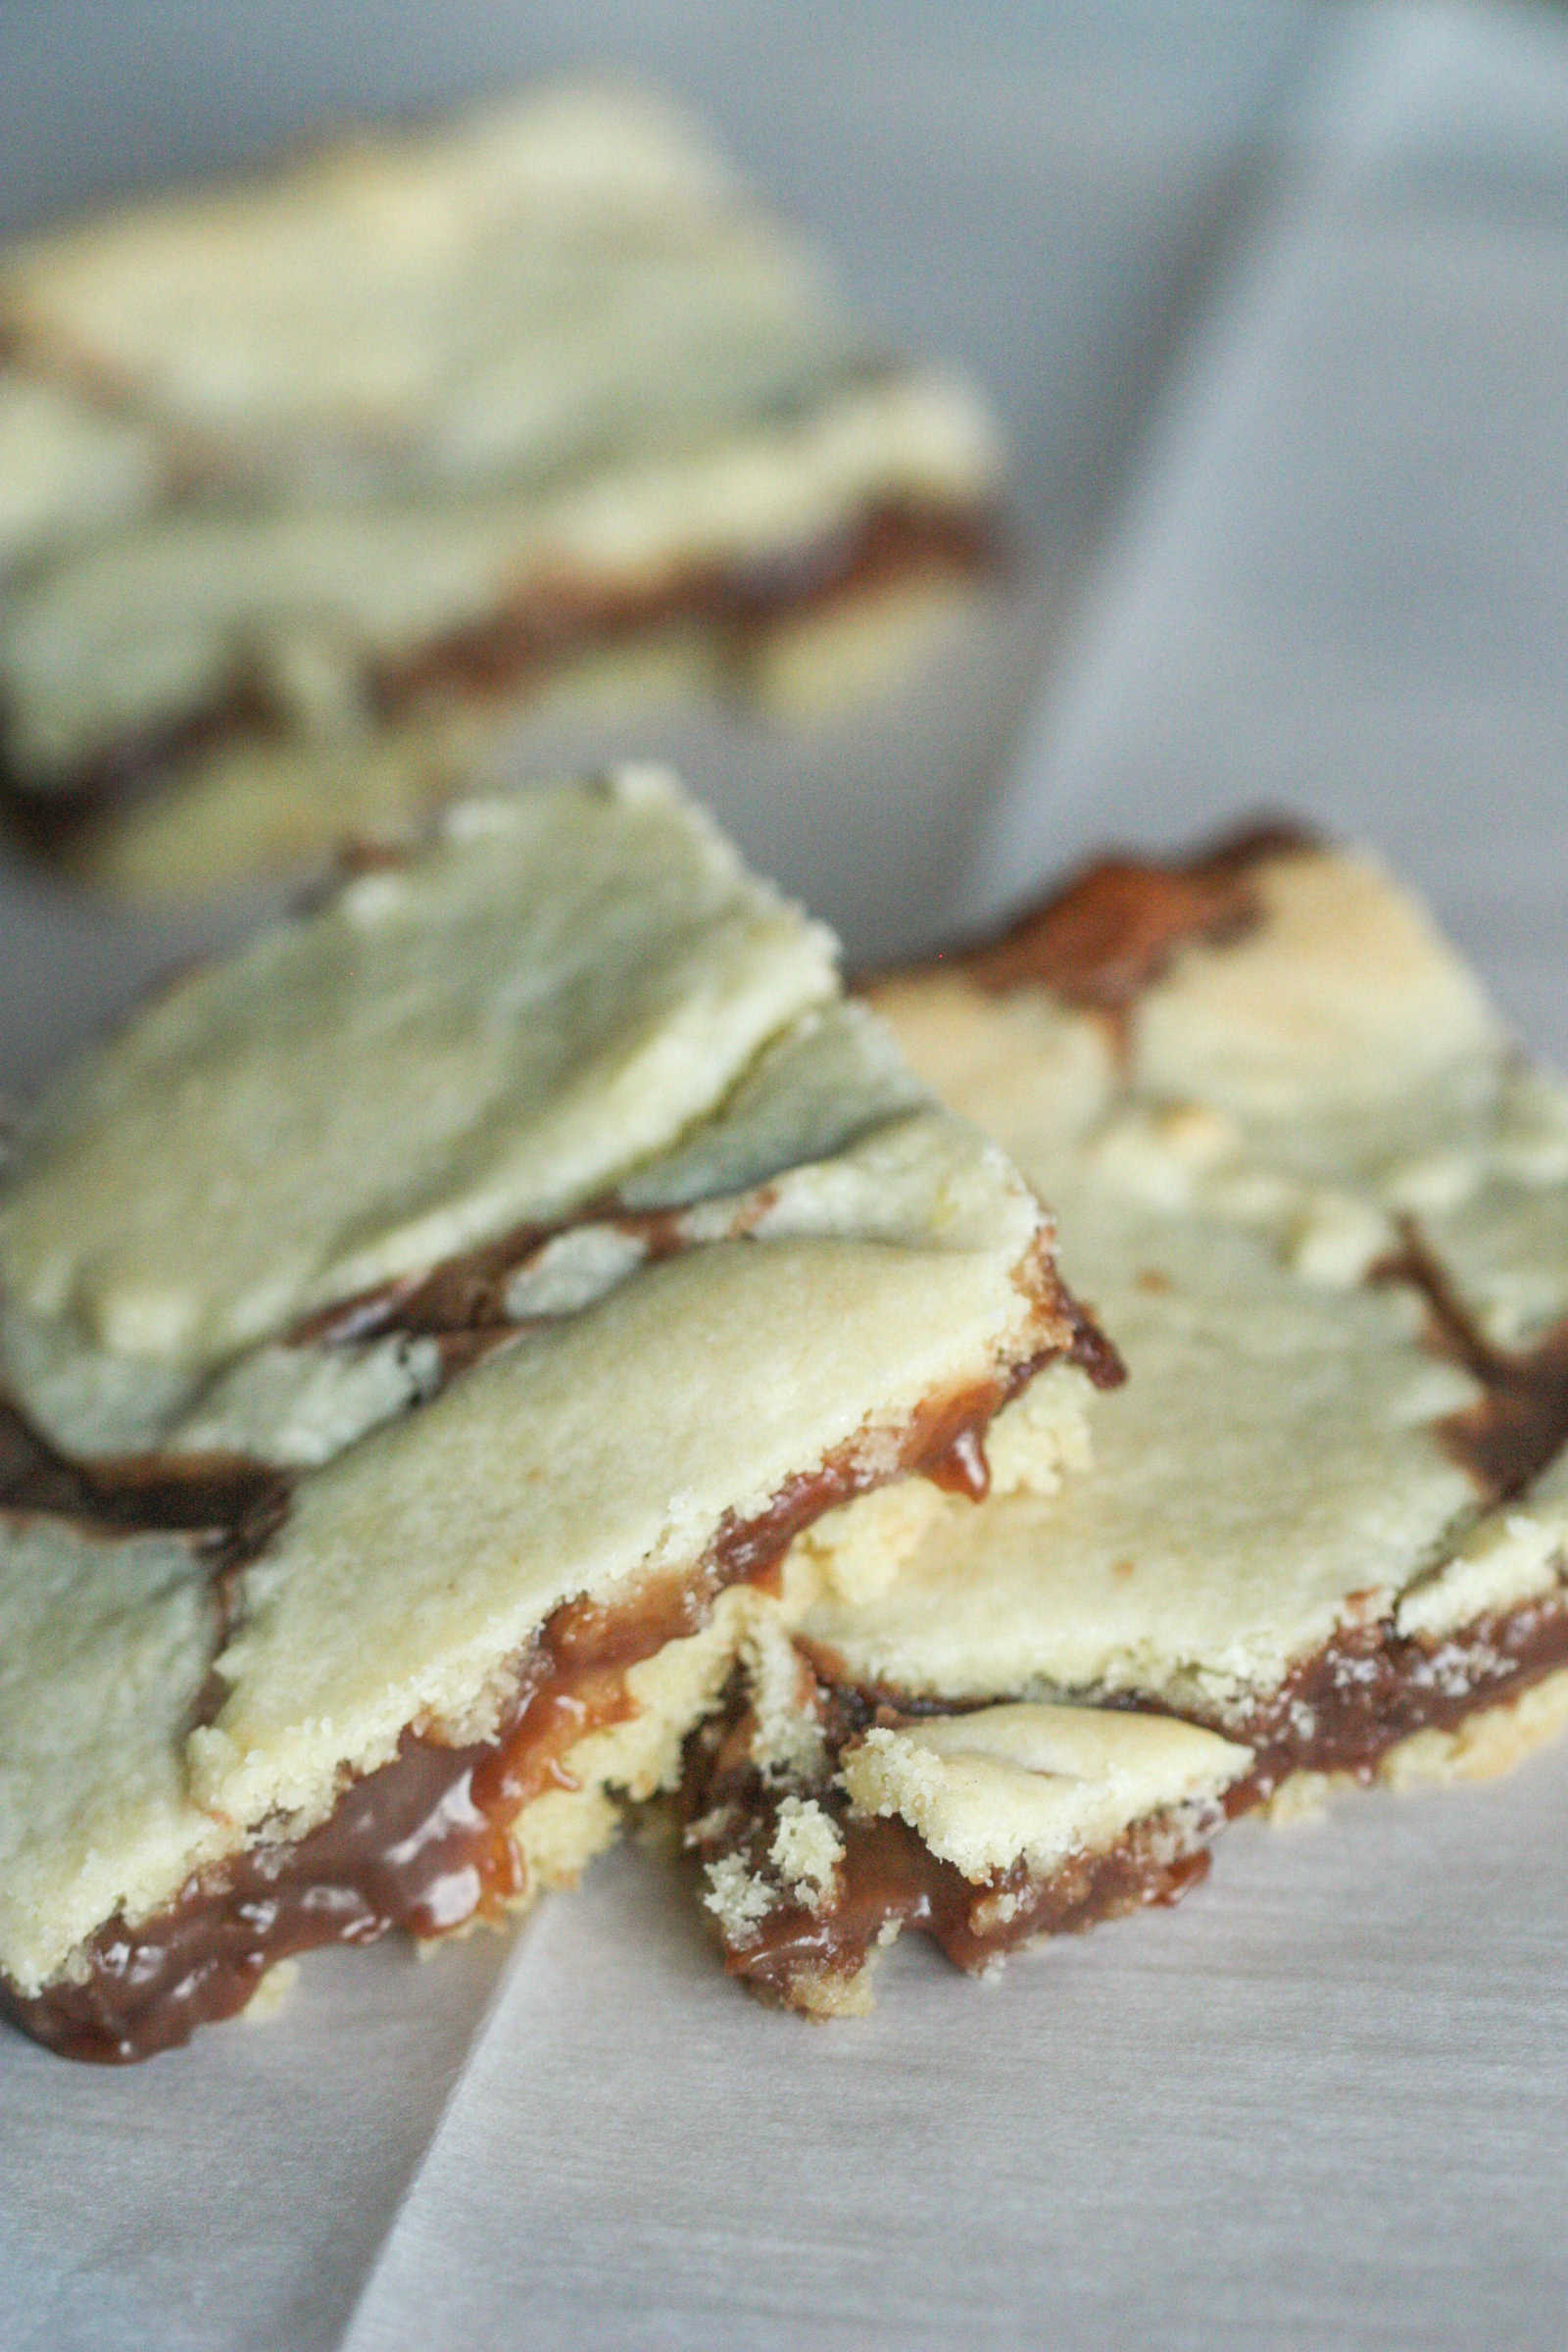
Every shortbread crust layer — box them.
[685,1588,1568,2015]
[684,1668,1248,2016]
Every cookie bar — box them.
[684,830,1568,2011]
[0,88,1004,896]
[686,1632,1250,2017]
[0,768,1110,2060]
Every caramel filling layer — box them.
[744,831,1568,2004]
[283,1196,779,1358]
[679,1678,1214,2004]
[1372,1219,1568,1505]
[692,1579,1568,2005]
[722,1812,1211,2007]
[1,499,1001,850]
[2,1323,1083,2062]
[1211,1583,1568,1805]
[916,822,1314,1049]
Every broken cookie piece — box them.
[0,86,1005,896]
[688,1625,1247,2015]
[686,831,1568,2011]
[0,768,1108,2060]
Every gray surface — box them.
[2,1934,512,2352]
[343,1766,1568,2352]
[3,5,1567,2349]
[965,3,1568,965]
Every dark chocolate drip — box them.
[2,500,1003,856]
[904,820,1316,1054]
[284,1197,771,1351]
[0,1394,289,1559]
[1372,1218,1568,1503]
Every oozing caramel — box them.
[2,1273,1090,2061]
[724,1813,1210,2005]
[680,1678,1215,2004]
[689,1576,1568,2009]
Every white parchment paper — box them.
[3,6,1567,2347]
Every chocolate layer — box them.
[0,1395,288,1561]
[1373,1218,1568,1504]
[1,498,1002,858]
[1,1273,1096,2061]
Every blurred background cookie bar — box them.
[0,88,1005,897]
[0,767,1111,2061]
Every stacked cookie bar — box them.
[686,832,1568,2010]
[0,769,1110,2059]
[0,90,1004,896]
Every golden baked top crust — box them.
[812,837,1568,1714]
[0,769,1094,2004]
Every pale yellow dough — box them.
[834,844,1568,1721]
[0,769,1087,2004]
[691,841,1568,2015]
[0,769,838,1381]
[0,86,1004,893]
[838,1703,1249,1886]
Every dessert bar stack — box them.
[0,89,1004,897]
[3,92,1566,2068]
[0,769,1111,2059]
[2,781,1564,2058]
[686,832,1568,2010]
